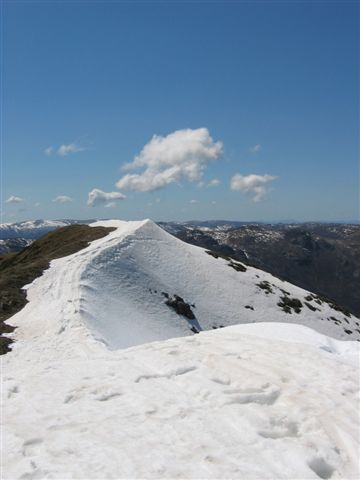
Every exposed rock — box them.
[165,294,196,320]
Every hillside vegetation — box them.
[0,224,115,354]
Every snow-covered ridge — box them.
[3,219,359,479]
[6,218,359,355]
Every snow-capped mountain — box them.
[0,219,70,239]
[2,218,359,322]
[5,219,358,349]
[3,219,359,479]
[0,219,95,240]
[0,219,96,254]
[0,237,32,254]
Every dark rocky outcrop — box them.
[164,294,196,320]
[277,296,303,314]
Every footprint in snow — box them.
[22,438,43,457]
[95,392,122,402]
[135,365,197,383]
[223,383,280,406]
[210,375,231,386]
[19,468,49,480]
[7,385,19,398]
[259,418,299,439]
[308,457,335,480]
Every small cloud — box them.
[44,146,54,156]
[52,195,73,203]
[105,202,117,208]
[249,144,262,154]
[57,143,86,156]
[230,173,277,202]
[155,197,161,203]
[190,199,198,204]
[6,195,24,204]
[116,128,223,193]
[34,202,41,207]
[197,181,205,188]
[207,178,220,187]
[45,141,87,157]
[87,188,126,207]
[211,200,217,205]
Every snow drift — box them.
[3,323,360,479]
[3,219,360,479]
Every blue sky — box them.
[2,0,358,223]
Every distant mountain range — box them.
[0,218,94,240]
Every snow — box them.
[3,324,360,479]
[48,219,360,345]
[0,220,69,239]
[0,219,94,240]
[2,219,360,479]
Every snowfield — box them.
[2,219,360,479]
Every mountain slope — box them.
[0,219,95,255]
[5,219,359,353]
[0,224,115,353]
[161,221,360,317]
[3,218,358,318]
[3,219,359,479]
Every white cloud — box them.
[87,188,126,207]
[230,173,277,202]
[104,202,117,208]
[249,144,262,154]
[34,202,41,207]
[190,199,198,204]
[44,142,87,157]
[52,195,73,203]
[207,178,220,187]
[116,128,223,193]
[6,195,24,204]
[44,146,54,156]
[211,200,217,205]
[57,143,86,156]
